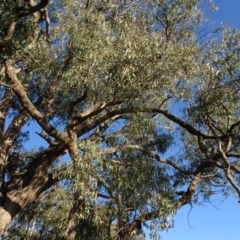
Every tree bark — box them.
[0,197,21,235]
[0,207,12,235]
[0,142,67,235]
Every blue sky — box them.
[152,1,240,240]
[209,0,240,28]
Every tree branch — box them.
[68,87,88,116]
[0,90,14,140]
[151,108,218,139]
[131,161,211,229]
[42,8,51,42]
[218,140,240,199]
[75,108,131,137]
[5,142,67,203]
[93,173,117,201]
[228,120,240,133]
[36,130,58,146]
[70,100,128,128]
[5,60,67,142]
[2,110,29,153]
[206,159,240,174]
[227,153,240,158]
[2,0,49,42]
[113,144,191,175]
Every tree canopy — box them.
[0,0,240,239]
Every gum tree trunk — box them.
[0,207,12,235]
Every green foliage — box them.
[1,0,240,239]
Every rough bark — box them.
[0,106,129,235]
[0,139,67,234]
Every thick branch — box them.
[39,173,57,194]
[5,142,67,202]
[69,101,108,128]
[70,100,128,128]
[5,60,67,142]
[2,110,29,152]
[0,90,14,140]
[178,164,207,207]
[2,0,49,41]
[75,108,131,137]
[39,165,72,195]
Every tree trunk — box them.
[0,197,21,235]
[0,207,12,235]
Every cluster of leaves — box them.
[0,0,240,239]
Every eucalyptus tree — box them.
[0,0,240,239]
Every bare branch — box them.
[227,153,240,158]
[0,83,11,88]
[26,0,41,49]
[177,161,211,208]
[204,113,225,135]
[68,87,88,114]
[218,140,240,199]
[200,174,216,179]
[97,193,112,199]
[206,160,240,174]
[42,8,51,42]
[207,119,240,198]
[89,114,122,140]
[151,108,217,139]
[36,130,58,146]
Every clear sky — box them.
[150,1,240,240]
